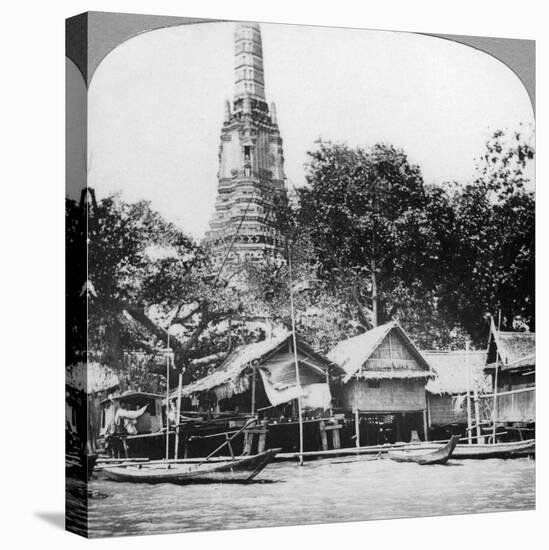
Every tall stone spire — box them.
[204,23,287,267]
[234,23,266,102]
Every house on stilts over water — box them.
[167,331,344,457]
[482,319,535,440]
[423,350,491,440]
[327,321,433,447]
[66,362,120,477]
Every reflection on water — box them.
[85,456,535,538]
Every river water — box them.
[84,456,535,538]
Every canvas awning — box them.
[257,353,332,409]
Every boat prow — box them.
[388,435,461,465]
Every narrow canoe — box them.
[388,435,461,465]
[102,448,279,484]
[395,438,535,459]
[452,439,535,459]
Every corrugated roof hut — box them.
[484,322,535,424]
[178,331,339,415]
[424,350,490,428]
[327,321,433,444]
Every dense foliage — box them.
[66,126,534,386]
[67,193,267,389]
[295,128,534,347]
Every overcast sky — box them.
[87,21,534,239]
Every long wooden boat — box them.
[394,438,535,459]
[388,435,460,465]
[452,439,535,459]
[102,448,280,484]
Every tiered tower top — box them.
[234,23,266,102]
[204,23,287,267]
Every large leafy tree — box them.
[293,130,534,349]
[67,193,262,389]
[434,127,535,341]
[298,141,439,329]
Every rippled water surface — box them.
[85,456,535,538]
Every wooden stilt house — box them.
[66,362,120,458]
[484,322,535,430]
[327,321,433,446]
[423,350,490,439]
[171,331,343,456]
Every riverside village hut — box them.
[483,321,535,432]
[66,362,120,454]
[423,350,491,440]
[173,331,342,455]
[327,320,433,446]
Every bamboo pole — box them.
[173,369,183,459]
[492,363,499,442]
[354,408,361,448]
[353,380,360,447]
[466,341,473,445]
[165,331,170,462]
[492,314,501,443]
[287,244,304,466]
[195,418,256,468]
[469,341,484,444]
[479,386,535,398]
[251,367,256,415]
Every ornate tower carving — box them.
[204,23,287,266]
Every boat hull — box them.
[388,435,460,465]
[452,439,535,459]
[102,449,279,484]
[395,439,535,459]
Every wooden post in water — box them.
[165,331,170,462]
[466,341,473,445]
[354,409,361,448]
[353,379,360,447]
[251,367,256,415]
[287,243,304,465]
[468,340,484,444]
[492,363,499,443]
[423,409,429,441]
[173,369,183,459]
[492,315,501,443]
[473,390,483,444]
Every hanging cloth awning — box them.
[257,353,332,409]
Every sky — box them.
[87,21,534,239]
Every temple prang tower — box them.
[204,22,288,266]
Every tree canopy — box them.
[294,130,534,348]
[66,125,534,386]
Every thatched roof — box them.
[504,353,535,369]
[175,332,336,401]
[327,321,433,383]
[485,322,535,372]
[423,350,492,395]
